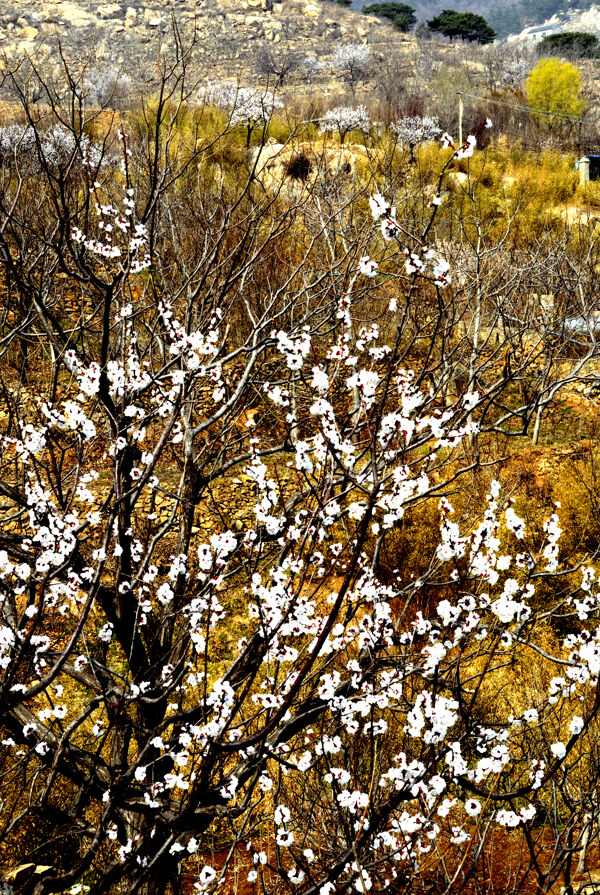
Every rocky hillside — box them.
[0,0,412,88]
[508,2,600,39]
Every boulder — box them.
[20,25,39,39]
[446,171,469,189]
[97,4,123,18]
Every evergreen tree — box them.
[362,2,416,32]
[427,9,496,43]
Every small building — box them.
[523,24,561,41]
[577,156,600,183]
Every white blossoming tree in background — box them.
[83,67,133,109]
[330,45,372,97]
[319,106,371,145]
[391,115,441,161]
[0,57,599,895]
[199,82,283,146]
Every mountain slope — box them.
[0,0,412,84]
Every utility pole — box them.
[458,92,463,147]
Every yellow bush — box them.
[526,58,586,128]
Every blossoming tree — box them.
[319,107,371,145]
[330,45,372,97]
[391,115,441,161]
[0,60,598,895]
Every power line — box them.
[459,90,584,123]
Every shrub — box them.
[526,57,586,128]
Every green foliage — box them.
[526,57,586,128]
[426,9,496,43]
[537,31,599,58]
[362,1,416,31]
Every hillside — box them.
[0,0,413,85]
[4,0,600,70]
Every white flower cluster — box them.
[391,115,441,148]
[367,193,453,287]
[201,82,283,127]
[71,178,150,269]
[330,44,371,77]
[0,123,102,172]
[320,106,371,137]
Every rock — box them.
[356,26,368,35]
[446,171,469,189]
[97,4,122,18]
[303,3,320,16]
[52,3,95,28]
[20,25,39,40]
[148,16,162,27]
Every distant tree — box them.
[427,10,496,44]
[255,46,300,88]
[361,2,416,32]
[391,114,441,160]
[330,44,372,96]
[537,31,600,59]
[526,57,586,128]
[0,123,102,173]
[320,105,371,143]
[486,4,522,39]
[201,83,283,146]
[83,67,132,108]
[299,54,326,82]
